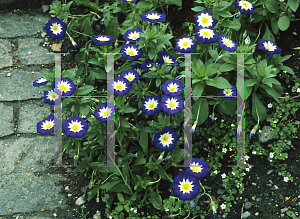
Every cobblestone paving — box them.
[0,11,73,219]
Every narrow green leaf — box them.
[192,98,209,125]
[139,127,148,157]
[208,50,219,60]
[74,85,94,95]
[252,93,267,122]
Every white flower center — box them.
[99,107,112,118]
[50,22,63,35]
[239,1,252,10]
[179,178,194,194]
[199,29,214,39]
[144,98,158,110]
[96,36,110,41]
[113,80,127,91]
[222,37,234,48]
[37,78,47,83]
[197,13,213,28]
[167,83,179,93]
[41,119,54,130]
[146,13,161,20]
[68,120,84,133]
[178,38,193,49]
[128,32,140,40]
[165,97,179,110]
[125,46,138,56]
[57,81,71,92]
[124,73,135,82]
[47,90,59,101]
[163,56,174,65]
[159,132,174,147]
[263,41,276,51]
[223,88,233,96]
[189,162,203,173]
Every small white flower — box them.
[297,88,300,93]
[246,167,250,172]
[269,152,274,158]
[279,0,284,2]
[284,177,289,182]
[109,216,113,219]
[245,36,250,45]
[232,171,236,176]
[214,170,218,174]
[134,210,137,213]
[270,159,272,162]
[221,173,226,179]
[53,213,57,217]
[259,130,262,133]
[268,103,272,108]
[252,151,256,154]
[245,155,250,161]
[273,120,277,123]
[221,119,224,122]
[130,207,134,211]
[231,124,235,127]
[220,203,226,210]
[165,208,169,212]
[222,148,227,153]
[208,138,211,142]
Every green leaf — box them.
[244,86,252,100]
[263,78,281,86]
[218,10,232,18]
[192,98,209,125]
[271,17,279,35]
[156,78,161,87]
[279,65,294,75]
[88,58,101,65]
[260,85,280,103]
[117,193,125,203]
[191,6,205,12]
[40,72,53,83]
[222,20,241,31]
[193,83,205,97]
[90,68,107,79]
[208,50,219,60]
[148,49,157,60]
[252,93,267,122]
[100,180,122,191]
[165,0,182,6]
[288,0,300,12]
[61,68,76,78]
[245,79,257,87]
[206,77,231,89]
[219,1,232,10]
[120,117,131,128]
[265,0,278,13]
[139,127,148,157]
[278,16,290,31]
[82,16,94,37]
[148,187,162,210]
[106,17,120,40]
[74,85,94,95]
[122,107,137,113]
[220,64,235,72]
[279,55,292,63]
[244,58,256,65]
[218,99,236,116]
[262,24,275,41]
[80,106,90,116]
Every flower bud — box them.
[245,36,250,45]
[243,31,247,39]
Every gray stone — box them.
[0,13,51,38]
[259,126,278,143]
[18,102,51,134]
[242,211,251,218]
[0,40,13,69]
[0,103,15,137]
[0,68,50,101]
[244,202,253,209]
[16,38,54,65]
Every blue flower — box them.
[122,0,137,2]
[43,90,63,105]
[141,59,157,71]
[257,39,282,57]
[92,35,114,45]
[158,51,179,66]
[153,126,179,152]
[94,102,114,123]
[173,36,198,53]
[62,115,89,138]
[154,60,164,66]
[219,85,237,99]
[194,8,218,31]
[120,44,143,60]
[108,77,132,95]
[140,96,162,116]
[123,28,143,42]
[140,11,166,23]
[233,1,255,15]
[183,158,209,179]
[161,79,183,96]
[217,34,238,52]
[120,69,140,84]
[45,17,67,39]
[37,114,61,135]
[160,94,184,115]
[131,64,144,76]
[194,28,217,44]
[51,77,76,96]
[33,77,48,86]
[170,172,201,201]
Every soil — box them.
[4,1,300,219]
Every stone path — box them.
[0,11,73,219]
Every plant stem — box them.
[158,164,173,183]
